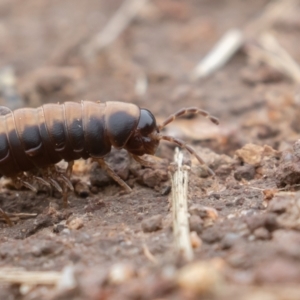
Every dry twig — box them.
[0,268,61,285]
[192,29,244,80]
[170,148,193,261]
[0,212,37,224]
[191,0,300,80]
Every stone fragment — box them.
[142,215,163,233]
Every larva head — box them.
[126,106,219,176]
[124,109,160,156]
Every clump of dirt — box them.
[276,140,300,187]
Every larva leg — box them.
[66,161,74,177]
[158,107,219,130]
[32,165,73,207]
[96,158,132,193]
[47,167,74,208]
[15,174,37,193]
[55,167,74,192]
[48,178,63,193]
[46,166,73,194]
[46,165,74,207]
[33,176,51,188]
[57,165,74,208]
[33,174,53,200]
[62,184,69,208]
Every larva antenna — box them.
[159,135,215,176]
[158,107,219,131]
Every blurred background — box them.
[1,0,300,161]
[1,0,300,156]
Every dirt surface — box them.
[1,0,300,299]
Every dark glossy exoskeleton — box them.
[0,101,219,205]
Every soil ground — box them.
[1,0,300,299]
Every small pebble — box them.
[235,144,264,165]
[201,227,222,244]
[267,193,291,213]
[190,231,202,249]
[215,165,233,179]
[84,199,105,213]
[161,185,171,195]
[189,215,203,234]
[234,197,245,206]
[19,284,33,296]
[273,230,300,259]
[138,169,168,188]
[136,212,144,221]
[61,228,71,235]
[234,164,256,181]
[57,266,77,290]
[189,204,218,220]
[210,193,220,200]
[74,181,90,198]
[253,227,270,240]
[67,217,84,230]
[53,224,67,233]
[176,261,222,295]
[220,232,241,249]
[108,263,135,284]
[31,242,56,257]
[141,215,163,233]
[227,249,250,268]
[49,202,60,211]
[245,213,278,232]
[90,186,99,194]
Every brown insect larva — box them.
[0,101,219,206]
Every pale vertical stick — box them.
[171,148,193,261]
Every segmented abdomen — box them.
[0,101,138,177]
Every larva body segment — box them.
[0,101,140,177]
[0,100,219,216]
[0,100,220,225]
